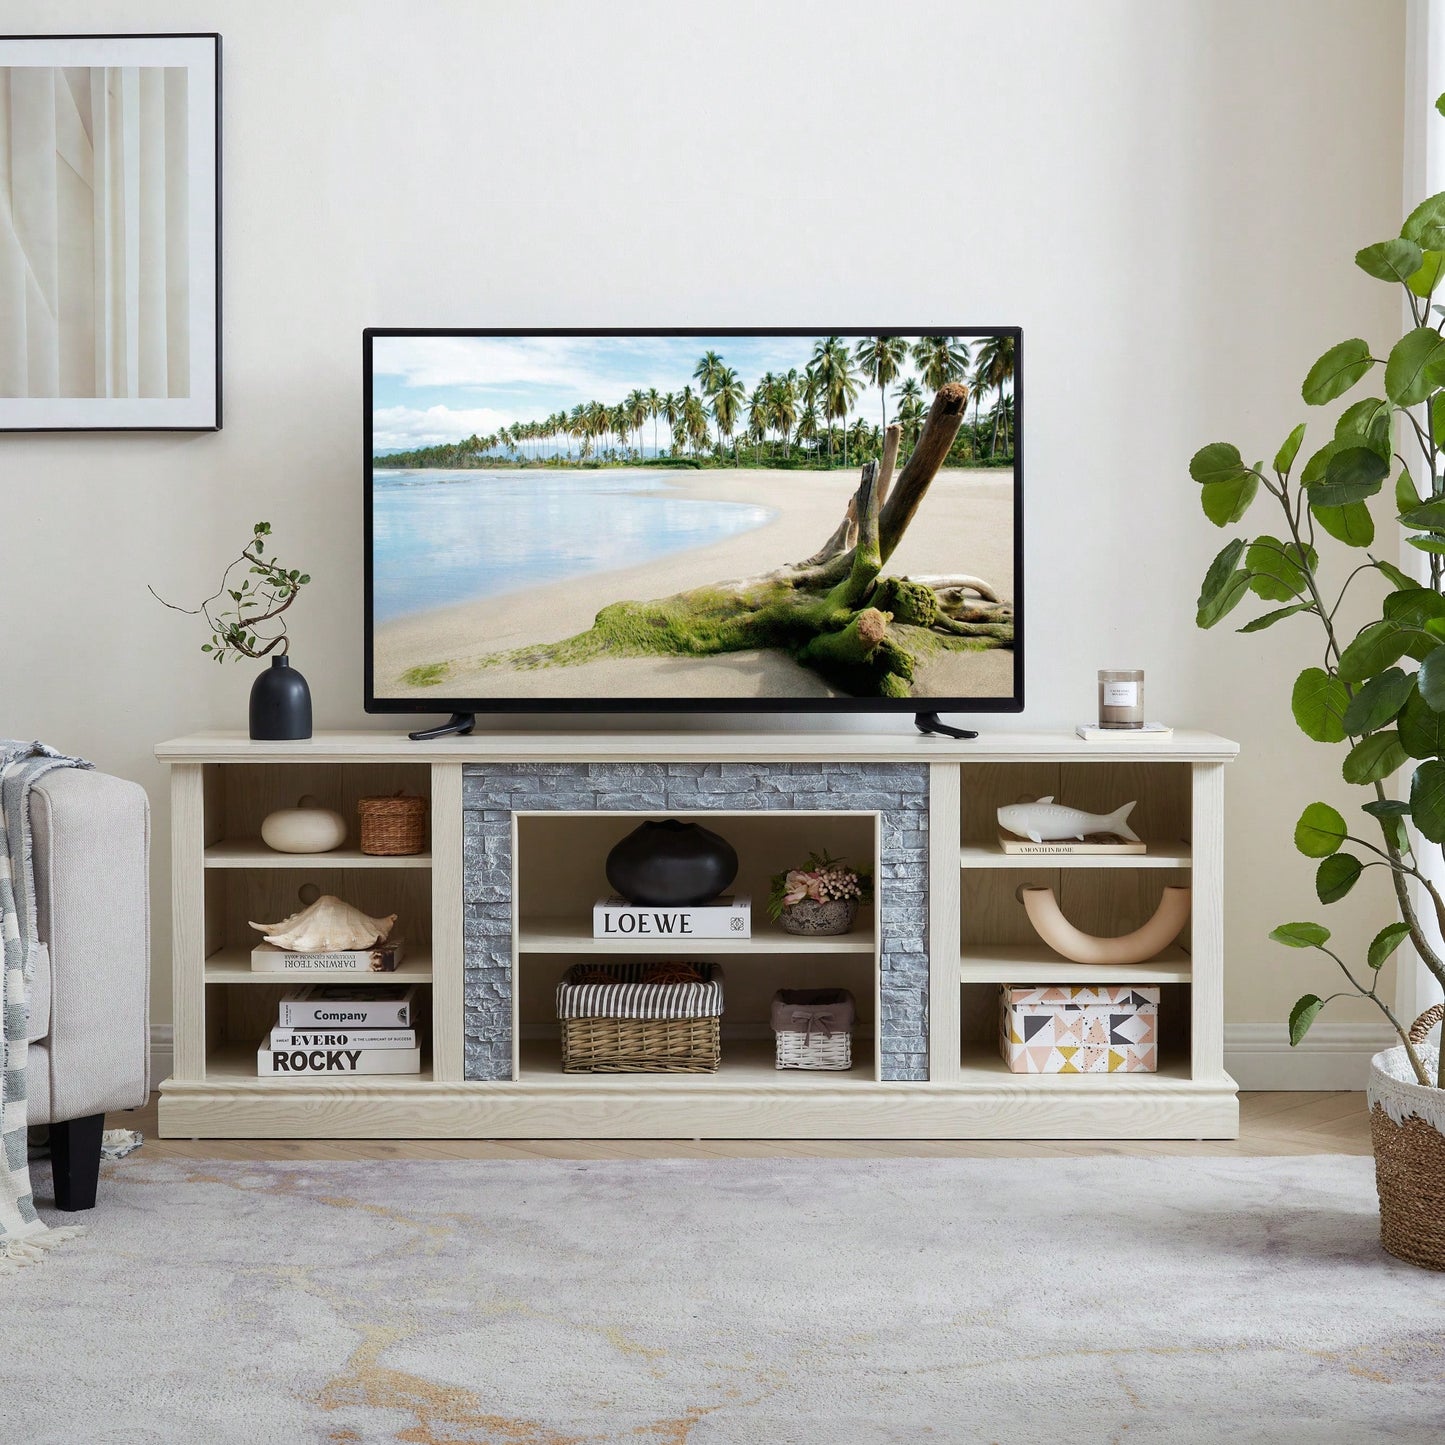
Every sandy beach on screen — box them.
[374,467,1015,700]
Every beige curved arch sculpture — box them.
[1017,885,1191,965]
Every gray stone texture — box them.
[461,762,930,1081]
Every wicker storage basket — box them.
[1368,1005,1445,1271]
[771,988,855,1070]
[561,1015,720,1073]
[358,793,428,856]
[556,962,724,1073]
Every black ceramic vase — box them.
[249,655,313,741]
[605,819,738,907]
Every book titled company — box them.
[592,894,751,940]
[277,983,418,1029]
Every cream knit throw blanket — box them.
[1,740,90,1269]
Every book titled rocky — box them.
[269,1026,416,1051]
[250,940,405,973]
[592,894,750,940]
[277,983,419,1029]
[256,1044,422,1075]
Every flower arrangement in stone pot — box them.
[767,852,873,936]
[151,521,314,740]
[1190,94,1445,1269]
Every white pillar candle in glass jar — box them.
[1098,669,1144,729]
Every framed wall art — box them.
[0,33,220,431]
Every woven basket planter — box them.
[1368,1004,1445,1271]
[771,988,855,1071]
[561,1016,720,1073]
[358,793,428,855]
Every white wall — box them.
[0,0,1407,1076]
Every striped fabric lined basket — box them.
[557,962,724,1074]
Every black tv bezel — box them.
[363,326,1023,719]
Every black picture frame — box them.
[363,327,1023,721]
[0,33,221,432]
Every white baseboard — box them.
[150,1025,173,1091]
[1224,1021,1393,1091]
[149,1022,1385,1095]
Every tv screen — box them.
[365,329,1021,718]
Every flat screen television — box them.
[364,329,1021,734]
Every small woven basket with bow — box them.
[771,988,856,1071]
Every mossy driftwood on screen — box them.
[403,383,1013,698]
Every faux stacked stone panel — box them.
[461,762,930,1081]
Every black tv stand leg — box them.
[409,712,476,741]
[914,711,978,740]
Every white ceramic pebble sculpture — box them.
[260,796,348,854]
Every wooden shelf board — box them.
[958,945,1192,985]
[205,1044,434,1086]
[204,946,434,985]
[516,916,877,955]
[960,842,1192,870]
[960,1045,1192,1088]
[204,840,431,869]
[516,1036,877,1085]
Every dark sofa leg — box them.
[51,1113,104,1211]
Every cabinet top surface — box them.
[156,728,1239,764]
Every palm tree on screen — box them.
[854,335,909,432]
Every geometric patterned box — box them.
[999,984,1159,1073]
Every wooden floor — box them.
[112,1090,1372,1161]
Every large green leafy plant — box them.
[1193,100,1445,1090]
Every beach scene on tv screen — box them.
[370,333,1016,702]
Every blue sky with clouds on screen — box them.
[370,333,975,451]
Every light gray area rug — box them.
[6,1153,1443,1444]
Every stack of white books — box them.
[256,983,422,1075]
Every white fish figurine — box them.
[997,797,1140,844]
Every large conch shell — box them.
[249,894,397,952]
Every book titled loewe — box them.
[592,894,751,940]
[251,940,405,973]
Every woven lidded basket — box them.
[1368,1004,1445,1271]
[561,1015,720,1073]
[771,988,855,1071]
[358,792,428,856]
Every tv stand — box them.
[914,711,977,740]
[409,712,476,741]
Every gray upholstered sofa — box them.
[28,768,151,1210]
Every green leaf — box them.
[1342,731,1406,784]
[1273,423,1306,475]
[1401,497,1445,532]
[1397,468,1424,513]
[1294,802,1348,857]
[1437,91,1445,117]
[1246,535,1316,602]
[1313,445,1388,507]
[1270,922,1331,948]
[1362,798,1410,817]
[1341,667,1414,734]
[1312,501,1374,548]
[1292,666,1350,743]
[1375,558,1416,592]
[1196,538,1248,628]
[1382,586,1445,649]
[299,574,311,584]
[1200,472,1259,527]
[1356,238,1424,284]
[1300,439,1341,486]
[200,644,213,653]
[1411,759,1445,842]
[1407,250,1445,299]
[1196,571,1249,628]
[1238,604,1311,632]
[1289,994,1327,1046]
[1334,397,1392,456]
[1402,191,1445,250]
[1336,619,1408,683]
[1302,339,1374,405]
[1189,442,1246,485]
[1385,326,1445,406]
[1408,535,1445,555]
[1316,853,1363,903]
[1420,648,1445,711]
[1368,922,1412,971]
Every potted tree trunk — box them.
[1192,96,1445,1270]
